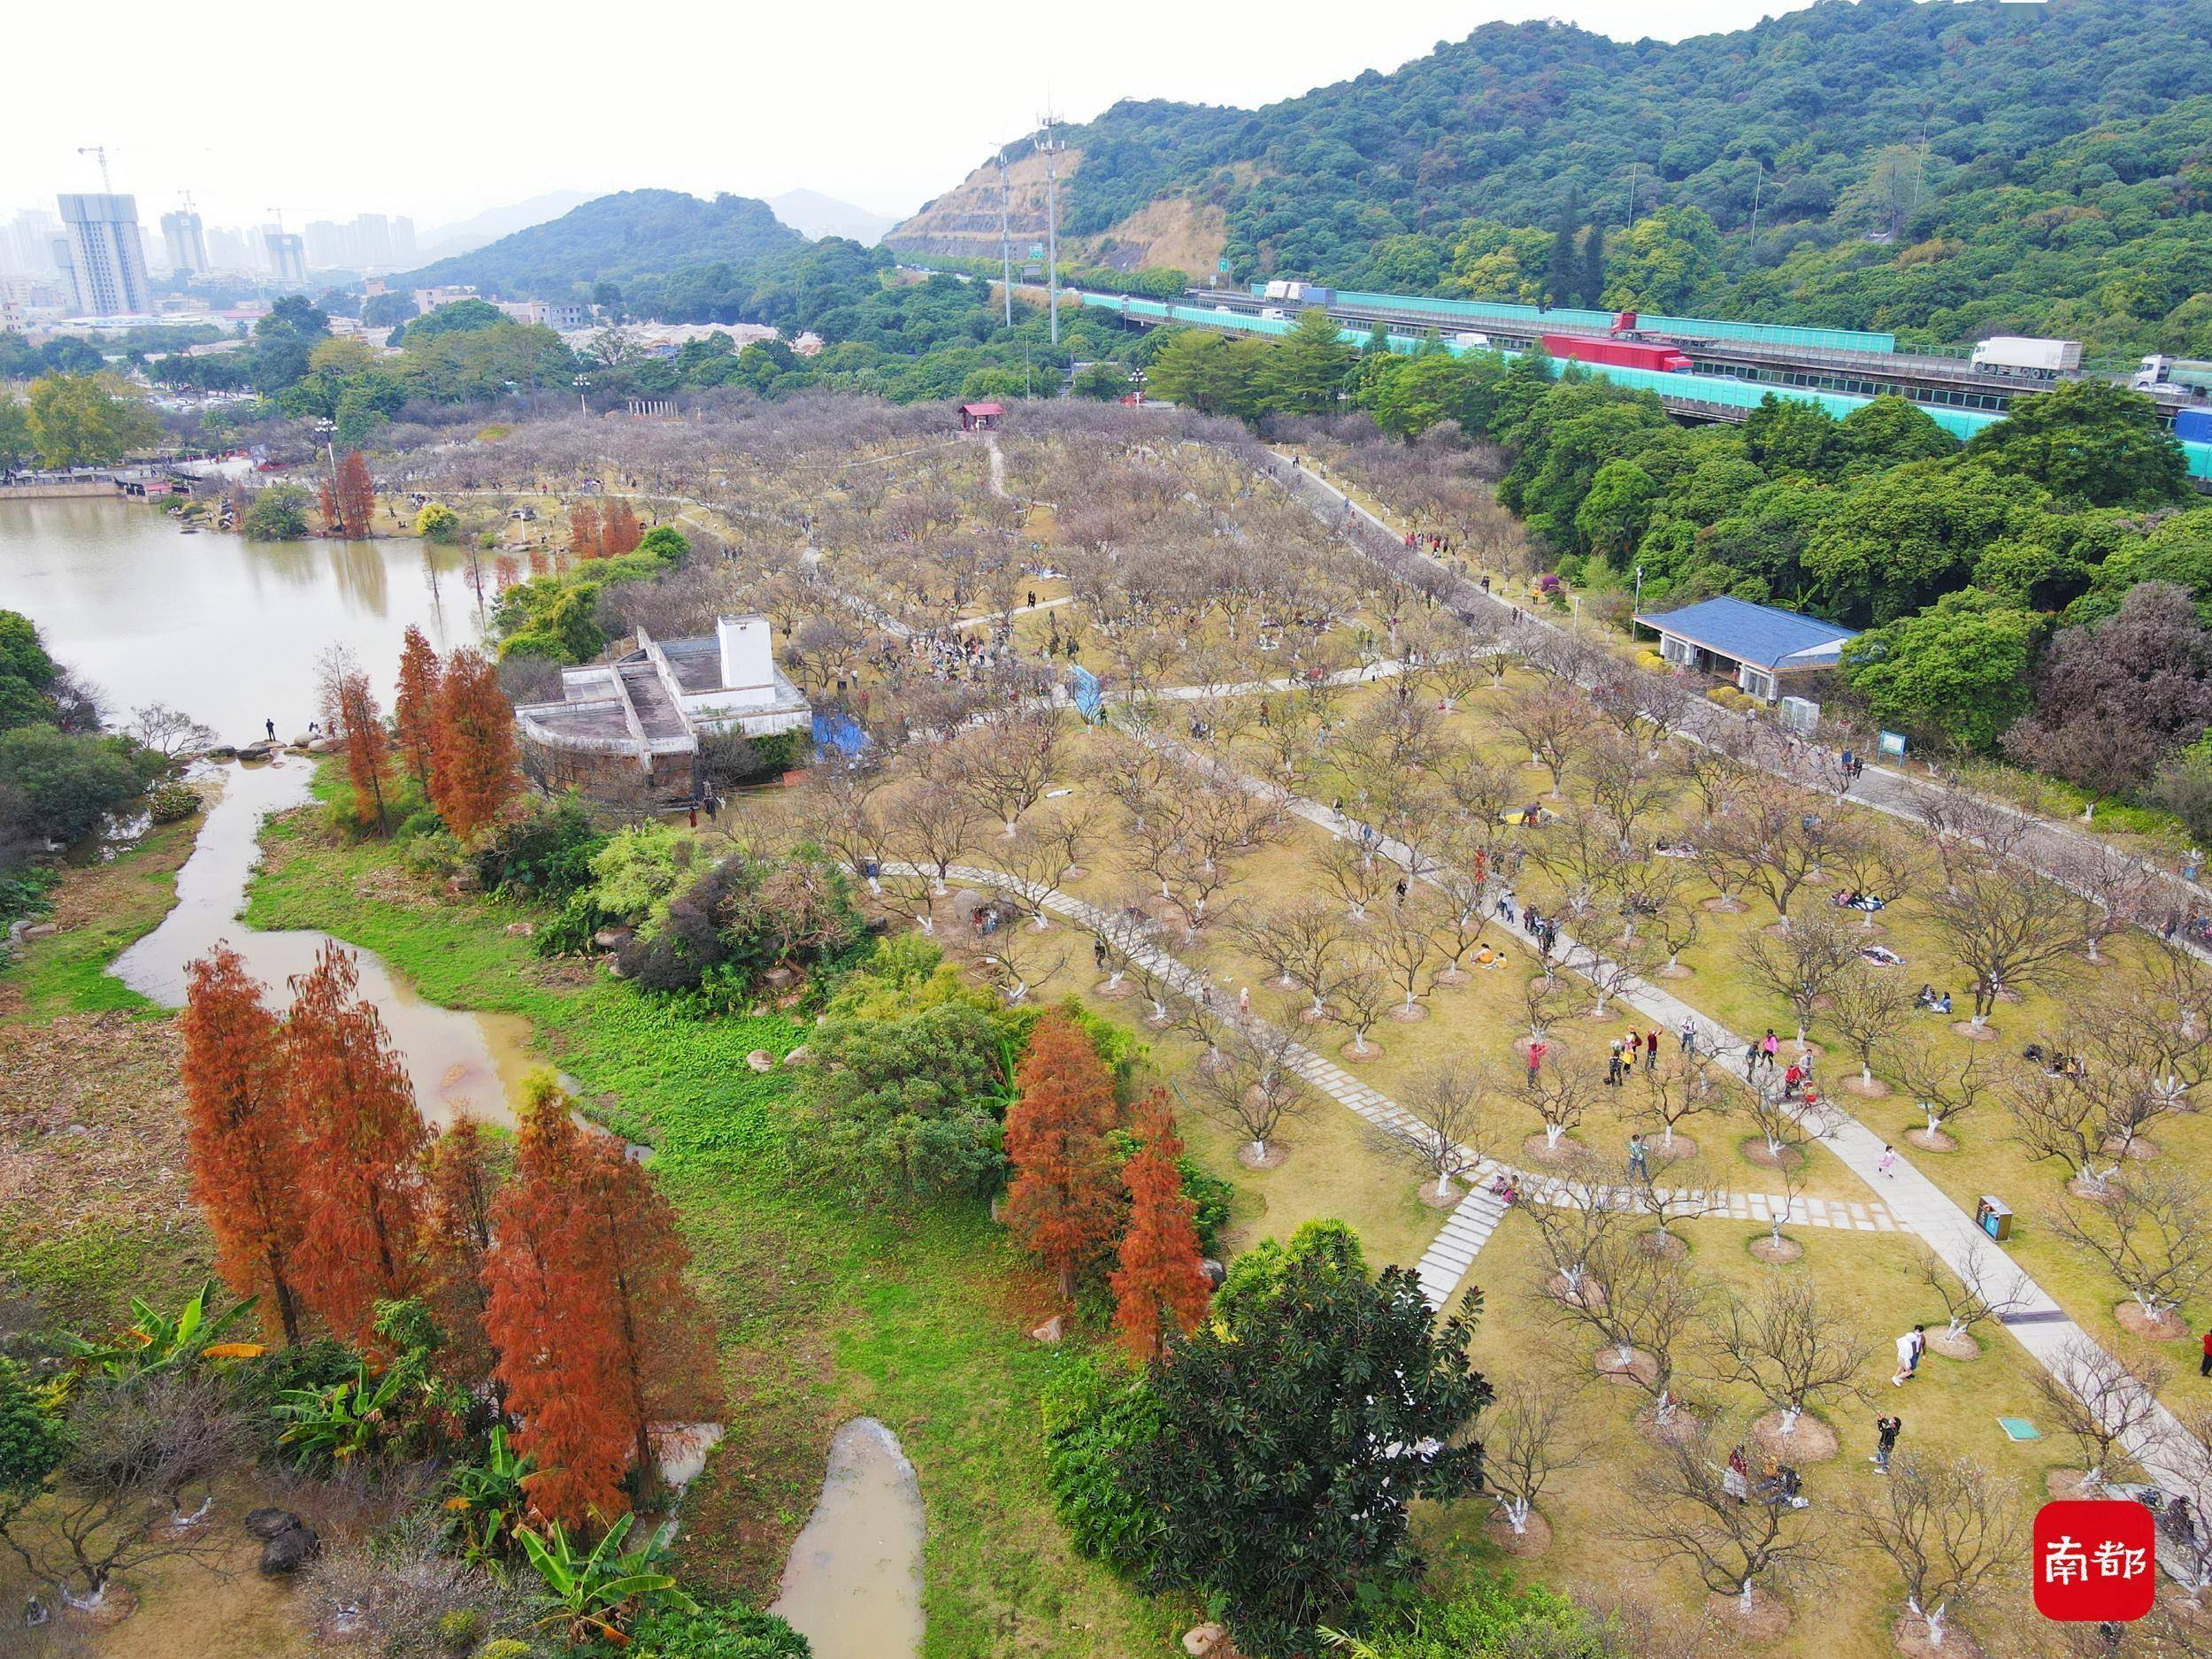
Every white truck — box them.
[1263,280,1294,301]
[1454,331,1493,350]
[1970,335,2082,374]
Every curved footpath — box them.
[1127,722,2209,1512]
[1264,449,2212,961]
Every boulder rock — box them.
[1183,1623,1230,1657]
[290,733,315,749]
[746,1049,775,1072]
[258,1520,319,1576]
[781,1044,814,1067]
[504,922,536,938]
[1030,1315,1064,1344]
[204,745,237,761]
[762,966,796,989]
[243,1507,303,1541]
[22,923,58,940]
[591,926,635,952]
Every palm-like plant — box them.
[59,1281,264,1378]
[443,1425,537,1563]
[518,1513,695,1644]
[273,1359,410,1469]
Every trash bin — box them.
[1977,1196,2013,1241]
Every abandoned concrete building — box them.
[513,615,811,795]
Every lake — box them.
[0,495,484,741]
[6,494,534,1125]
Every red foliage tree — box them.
[603,501,641,558]
[334,451,376,538]
[180,945,307,1344]
[317,473,342,534]
[570,500,604,560]
[429,647,518,841]
[286,941,431,1344]
[1110,1090,1212,1362]
[394,625,443,790]
[486,1076,715,1529]
[1003,1012,1123,1298]
[426,1114,503,1386]
[327,665,393,833]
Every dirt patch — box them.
[1482,1507,1553,1557]
[1523,1133,1590,1167]
[1237,1141,1289,1171]
[1753,1409,1839,1463]
[1925,1328,1979,1361]
[1705,1588,1792,1646]
[1647,1134,1697,1164]
[1092,977,1138,1000]
[1636,1230,1687,1260]
[2116,1302,2188,1340]
[1843,1075,1892,1099]
[1893,1613,1983,1658]
[1701,896,1750,913]
[2047,1469,2101,1501]
[1951,1020,1997,1042]
[1546,1272,1606,1310]
[1418,1179,1464,1210]
[1904,1128,1956,1153]
[1340,1038,1384,1063]
[1748,1235,1804,1265]
[1596,1348,1659,1388]
[1387,1002,1429,1024]
[1740,1139,1805,1172]
[1640,1404,1701,1446]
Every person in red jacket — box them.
[2201,1326,2211,1379]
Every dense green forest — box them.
[399,189,804,311]
[1012,0,2212,355]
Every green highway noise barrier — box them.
[1079,292,2212,481]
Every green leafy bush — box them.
[241,483,312,541]
[472,795,608,899]
[618,1604,812,1658]
[146,783,203,824]
[1040,1355,1166,1577]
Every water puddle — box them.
[769,1417,925,1659]
[110,759,538,1129]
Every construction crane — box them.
[77,146,112,192]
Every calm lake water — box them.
[0,495,483,741]
[5,495,530,1126]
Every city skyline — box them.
[3,0,1805,234]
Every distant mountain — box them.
[411,191,594,265]
[768,189,899,246]
[400,189,805,300]
[890,0,2212,354]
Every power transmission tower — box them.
[1039,110,1063,348]
[997,150,1014,329]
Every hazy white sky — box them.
[4,0,1813,233]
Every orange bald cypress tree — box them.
[1003,1011,1123,1299]
[602,501,641,558]
[570,500,604,560]
[428,647,518,841]
[393,625,443,790]
[180,945,307,1345]
[334,451,376,538]
[285,941,432,1345]
[333,669,393,833]
[1110,1090,1212,1362]
[426,1115,503,1386]
[484,1077,632,1529]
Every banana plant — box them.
[273,1359,411,1469]
[518,1513,695,1644]
[442,1425,537,1563]
[59,1281,263,1378]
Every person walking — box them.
[2201,1325,2212,1379]
[1679,1017,1697,1055]
[1526,1040,1547,1088]
[1237,985,1250,1016]
[1871,1413,1901,1472]
[1645,1030,1660,1073]
[1606,1041,1625,1087]
[1628,1133,1649,1179]
[1761,1029,1781,1072]
[1625,1029,1642,1067]
[1890,1325,1926,1386]
[1877,1144,1900,1179]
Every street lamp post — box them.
[573,373,589,416]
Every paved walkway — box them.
[1133,724,2209,1509]
[884,860,1898,1312]
[1264,449,2211,952]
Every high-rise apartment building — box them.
[161,209,209,275]
[264,230,307,285]
[205,225,254,271]
[57,193,150,316]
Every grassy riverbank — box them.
[242,775,1168,1656]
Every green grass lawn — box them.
[241,792,1176,1659]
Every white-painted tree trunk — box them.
[1545,1123,1565,1148]
[1500,1494,1532,1534]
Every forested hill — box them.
[400,190,804,306]
[944,0,2212,355]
